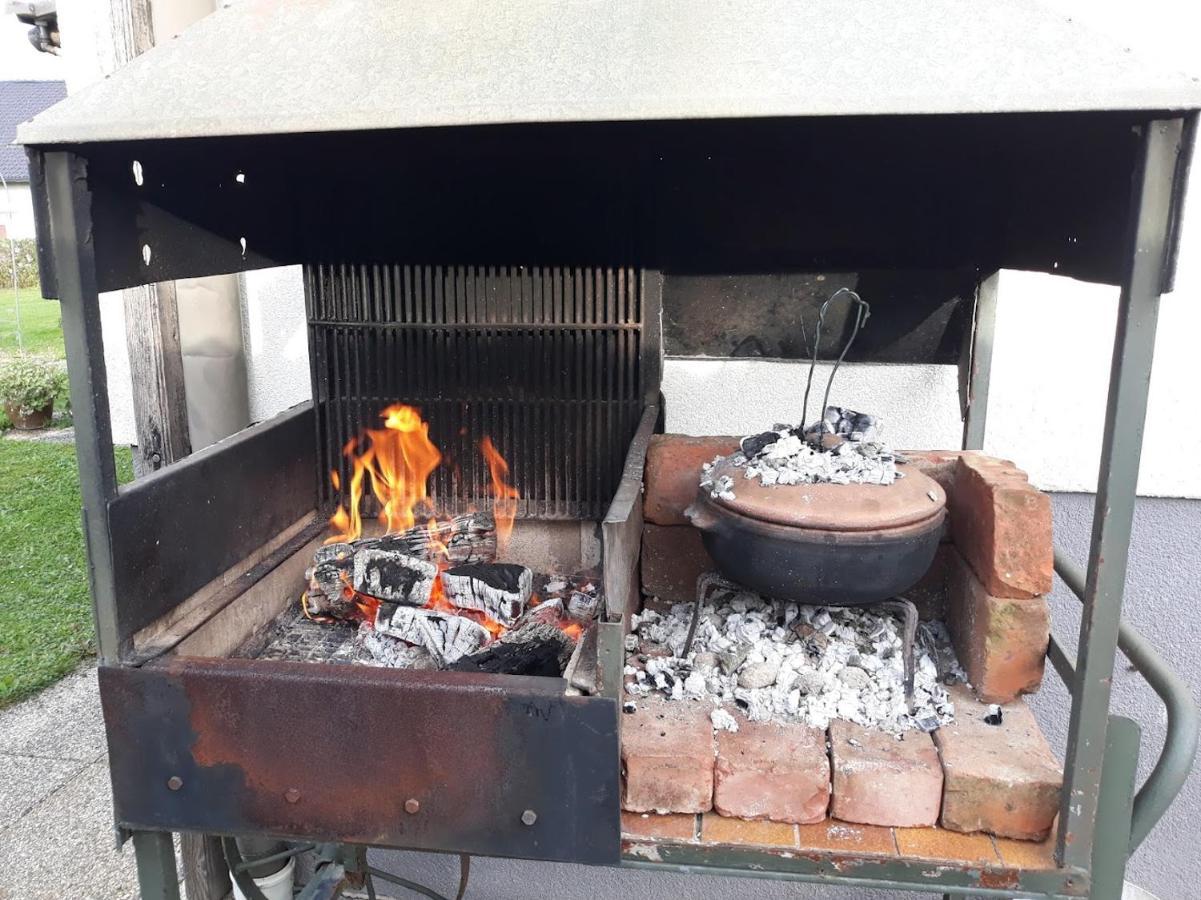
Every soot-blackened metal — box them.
[99,657,620,865]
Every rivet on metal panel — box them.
[285,788,301,804]
[166,776,183,791]
[521,810,537,826]
[404,799,420,815]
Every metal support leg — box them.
[1090,717,1141,900]
[962,270,999,451]
[1057,117,1185,869]
[43,150,121,661]
[133,831,180,900]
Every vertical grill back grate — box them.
[306,264,648,521]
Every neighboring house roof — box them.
[1,80,66,182]
[16,0,1201,147]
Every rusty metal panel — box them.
[99,658,620,865]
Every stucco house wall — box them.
[0,181,36,239]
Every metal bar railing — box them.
[1046,632,1076,686]
[1054,548,1199,851]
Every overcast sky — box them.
[0,15,63,81]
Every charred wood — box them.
[305,558,354,617]
[538,573,603,623]
[357,512,496,565]
[516,597,565,629]
[563,624,599,694]
[353,550,437,605]
[375,603,491,665]
[441,563,532,626]
[449,622,574,677]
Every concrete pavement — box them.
[0,663,159,900]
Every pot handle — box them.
[684,502,719,532]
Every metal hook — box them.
[800,288,872,435]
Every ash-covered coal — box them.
[624,584,963,736]
[700,407,899,498]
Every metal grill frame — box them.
[23,108,1200,899]
[307,264,660,521]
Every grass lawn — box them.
[0,441,133,707]
[0,286,66,358]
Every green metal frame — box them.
[39,112,1197,897]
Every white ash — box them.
[699,408,899,495]
[355,627,436,669]
[710,708,739,733]
[625,588,961,735]
[918,619,968,685]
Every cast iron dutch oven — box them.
[686,457,946,605]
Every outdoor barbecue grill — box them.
[16,1,1201,898]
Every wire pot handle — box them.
[800,287,871,435]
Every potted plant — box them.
[0,355,68,430]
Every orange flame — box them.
[321,405,544,642]
[326,405,443,543]
[480,436,519,552]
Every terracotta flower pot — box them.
[4,401,54,430]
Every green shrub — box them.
[0,238,40,290]
[0,354,67,417]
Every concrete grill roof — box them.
[1,80,66,178]
[16,0,1201,146]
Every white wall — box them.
[0,181,37,239]
[0,17,62,80]
[240,266,311,422]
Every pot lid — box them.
[705,459,946,531]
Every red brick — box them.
[946,550,1048,703]
[830,721,943,828]
[902,449,973,500]
[714,719,830,824]
[641,523,716,606]
[935,685,1062,841]
[644,434,742,526]
[620,812,697,841]
[621,698,714,814]
[949,454,1052,599]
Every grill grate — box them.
[306,264,648,521]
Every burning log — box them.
[353,550,437,605]
[516,597,564,628]
[357,512,497,565]
[305,557,354,618]
[305,515,498,618]
[441,563,532,626]
[375,603,491,665]
[449,621,575,677]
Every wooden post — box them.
[106,1,217,894]
[107,0,192,472]
[125,281,191,468]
